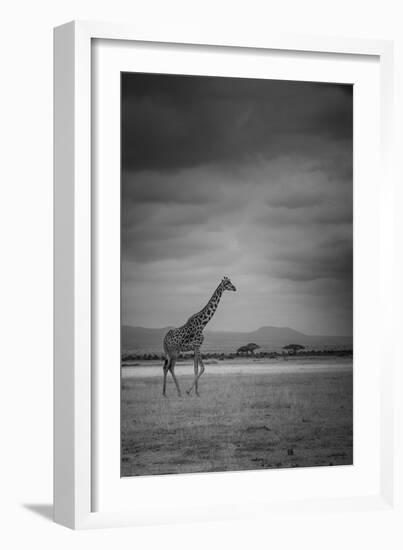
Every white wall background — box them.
[0,0,402,547]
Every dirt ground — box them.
[121,358,353,477]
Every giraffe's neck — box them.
[195,283,224,328]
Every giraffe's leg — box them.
[195,355,205,396]
[162,357,170,397]
[187,350,205,396]
[186,350,199,396]
[194,351,200,396]
[169,357,182,397]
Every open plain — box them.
[121,357,353,477]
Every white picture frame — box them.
[54,20,396,530]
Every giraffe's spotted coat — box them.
[162,276,236,396]
[164,277,236,355]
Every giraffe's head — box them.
[221,275,236,292]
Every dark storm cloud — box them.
[121,73,353,335]
[121,73,352,172]
[122,168,220,205]
[269,238,353,283]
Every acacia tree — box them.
[246,343,260,355]
[283,344,305,355]
[237,343,261,355]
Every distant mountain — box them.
[121,325,352,353]
[122,326,172,349]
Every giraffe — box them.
[162,276,236,397]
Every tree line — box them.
[122,343,352,362]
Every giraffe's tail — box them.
[163,336,170,358]
[162,335,172,370]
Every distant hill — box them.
[121,325,352,354]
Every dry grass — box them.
[121,361,353,476]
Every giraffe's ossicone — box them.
[162,276,236,397]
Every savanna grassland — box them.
[121,358,353,476]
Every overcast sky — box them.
[121,73,353,336]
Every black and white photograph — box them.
[120,72,353,477]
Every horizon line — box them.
[122,324,353,339]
